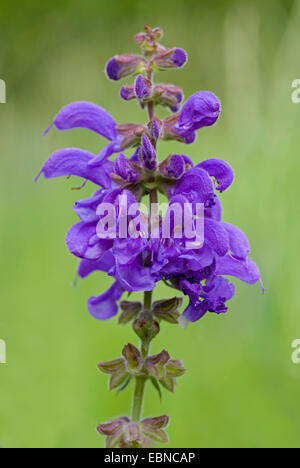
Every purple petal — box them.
[204,218,229,257]
[182,301,207,322]
[88,139,122,168]
[44,102,117,141]
[73,190,105,223]
[198,159,234,192]
[115,262,156,292]
[173,167,214,203]
[216,255,260,284]
[66,222,113,260]
[78,251,115,278]
[203,276,235,313]
[205,195,222,221]
[37,148,114,187]
[183,244,214,271]
[113,238,147,265]
[88,282,124,320]
[222,223,250,260]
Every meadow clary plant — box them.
[37,25,261,448]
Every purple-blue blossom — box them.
[38,25,262,448]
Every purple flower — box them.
[175,91,221,141]
[106,55,146,81]
[38,29,261,329]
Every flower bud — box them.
[153,84,183,112]
[106,55,146,81]
[147,118,162,141]
[151,27,163,41]
[133,311,160,344]
[120,84,135,101]
[153,48,187,70]
[118,300,142,324]
[158,154,186,181]
[152,296,183,323]
[176,91,221,135]
[114,153,140,183]
[140,134,157,172]
[122,343,143,374]
[134,75,152,100]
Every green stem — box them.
[144,290,153,310]
[131,289,153,423]
[131,375,147,422]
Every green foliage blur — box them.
[0,0,300,448]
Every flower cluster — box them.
[37,25,261,447]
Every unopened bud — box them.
[106,55,146,81]
[120,84,135,101]
[153,84,184,112]
[140,134,157,172]
[147,118,162,141]
[133,311,160,343]
[153,48,187,70]
[134,75,152,100]
[114,153,140,183]
[116,123,146,150]
[151,27,163,41]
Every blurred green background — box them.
[0,0,300,448]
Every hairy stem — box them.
[131,290,153,424]
[131,374,147,422]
